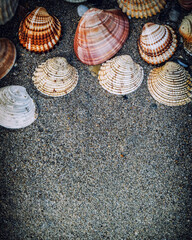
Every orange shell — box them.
[74,8,129,65]
[18,7,61,53]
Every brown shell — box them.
[138,22,177,65]
[0,38,16,80]
[18,7,61,53]
[148,61,192,106]
[117,0,166,19]
[178,0,192,10]
[74,8,129,65]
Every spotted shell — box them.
[117,0,166,19]
[148,61,192,106]
[32,57,78,97]
[0,86,38,129]
[179,13,192,56]
[178,0,192,10]
[98,55,144,95]
[0,0,19,25]
[138,22,177,65]
[18,7,61,53]
[74,8,129,65]
[0,38,16,80]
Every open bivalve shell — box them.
[148,61,192,106]
[0,38,16,80]
[0,0,19,25]
[74,8,129,65]
[178,0,192,10]
[32,57,78,97]
[98,55,144,95]
[0,86,38,129]
[138,22,177,65]
[179,13,192,56]
[18,7,61,53]
[117,0,166,19]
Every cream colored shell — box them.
[32,57,78,97]
[0,0,19,25]
[148,62,192,106]
[98,55,144,95]
[0,86,38,129]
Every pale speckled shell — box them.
[117,0,166,18]
[178,0,192,10]
[148,61,192,106]
[32,57,78,97]
[179,13,192,56]
[0,38,16,80]
[0,86,38,129]
[74,8,129,65]
[0,0,19,25]
[18,7,61,53]
[98,55,144,95]
[138,22,177,65]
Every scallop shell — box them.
[179,13,192,56]
[117,0,166,19]
[138,22,177,65]
[0,38,16,80]
[0,86,38,129]
[148,61,192,106]
[74,8,129,65]
[18,7,61,53]
[178,0,192,10]
[0,0,19,25]
[98,55,144,95]
[32,57,78,97]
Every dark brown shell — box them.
[178,0,192,10]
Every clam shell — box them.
[178,0,192,10]
[98,55,144,95]
[32,57,78,97]
[138,22,177,65]
[117,0,166,19]
[0,86,38,129]
[74,8,129,65]
[0,38,16,80]
[148,61,192,106]
[18,7,61,53]
[179,13,192,56]
[0,0,19,25]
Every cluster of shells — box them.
[0,0,192,129]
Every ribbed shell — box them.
[18,7,61,53]
[74,8,129,65]
[179,14,192,56]
[0,86,38,129]
[0,38,16,80]
[138,22,177,65]
[148,62,192,106]
[178,0,192,10]
[32,57,78,97]
[117,0,166,19]
[98,55,144,95]
[0,0,19,25]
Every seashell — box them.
[98,55,144,95]
[0,38,16,80]
[138,22,177,65]
[0,85,38,129]
[18,7,61,53]
[74,8,129,65]
[168,6,180,22]
[32,57,78,97]
[65,0,87,2]
[148,61,192,106]
[77,5,89,17]
[179,13,192,56]
[117,0,166,19]
[0,0,19,25]
[178,0,192,10]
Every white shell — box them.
[98,55,144,95]
[32,57,78,97]
[0,0,19,25]
[148,61,192,106]
[0,86,38,129]
[77,5,89,17]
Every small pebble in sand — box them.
[77,5,89,17]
